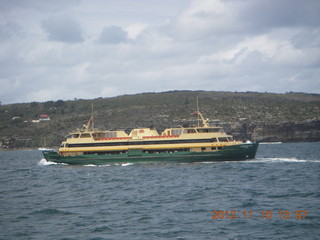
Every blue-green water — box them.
[0,142,319,239]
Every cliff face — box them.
[254,120,320,142]
[0,91,319,149]
[223,120,320,143]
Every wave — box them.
[83,164,98,167]
[121,163,134,166]
[197,158,320,164]
[38,160,136,167]
[38,158,58,165]
[31,208,74,216]
[259,142,282,144]
[250,158,320,163]
[38,158,68,166]
[83,163,134,167]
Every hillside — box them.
[1,91,320,149]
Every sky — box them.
[0,0,320,104]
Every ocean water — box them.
[0,142,319,240]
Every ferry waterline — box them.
[42,108,259,165]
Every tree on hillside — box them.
[55,100,65,108]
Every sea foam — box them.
[38,158,58,165]
[38,158,68,165]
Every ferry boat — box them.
[42,107,259,165]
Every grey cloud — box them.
[180,0,320,38]
[98,26,128,44]
[0,0,30,11]
[1,0,319,104]
[0,55,24,78]
[0,0,78,12]
[41,16,84,43]
[237,0,320,32]
[0,22,23,41]
[291,29,320,49]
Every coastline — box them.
[0,147,58,152]
[2,141,320,152]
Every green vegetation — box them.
[1,91,319,148]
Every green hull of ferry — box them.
[42,143,259,165]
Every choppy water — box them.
[0,142,319,240]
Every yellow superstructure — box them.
[58,111,242,157]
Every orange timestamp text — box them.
[211,210,308,220]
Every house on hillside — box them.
[39,114,50,121]
[32,114,50,123]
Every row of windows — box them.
[70,128,223,139]
[185,128,221,133]
[202,147,223,151]
[65,137,234,148]
[83,149,192,155]
[82,147,224,155]
[71,132,118,139]
[66,138,214,148]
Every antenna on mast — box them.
[85,102,94,131]
[91,102,94,130]
[196,96,200,127]
[195,97,209,127]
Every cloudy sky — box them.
[0,0,320,104]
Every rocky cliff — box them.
[223,119,320,143]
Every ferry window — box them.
[201,147,206,151]
[218,147,223,150]
[80,133,91,138]
[211,147,216,150]
[92,133,103,139]
[198,129,209,133]
[198,128,220,133]
[104,132,117,138]
[72,134,80,138]
[227,137,233,141]
[185,129,197,134]
[218,137,228,142]
[172,129,182,136]
[212,138,218,142]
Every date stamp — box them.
[211,210,308,220]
